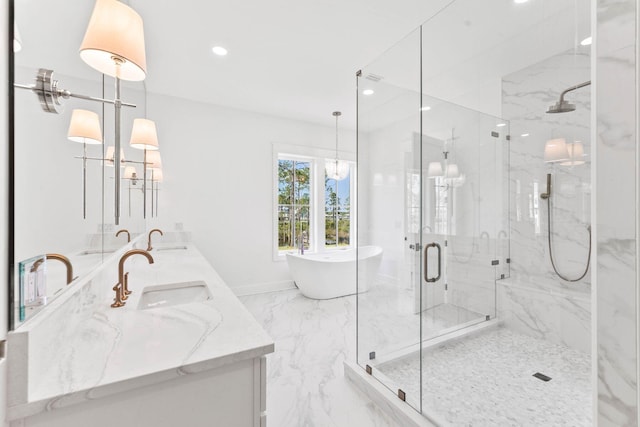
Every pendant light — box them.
[326,111,349,180]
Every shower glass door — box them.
[419,96,506,344]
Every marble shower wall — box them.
[499,50,592,352]
[595,0,638,425]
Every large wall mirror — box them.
[11,0,154,329]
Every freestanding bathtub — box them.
[286,246,383,299]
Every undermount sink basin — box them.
[155,246,188,251]
[138,281,211,310]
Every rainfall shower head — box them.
[546,80,591,114]
[547,100,576,114]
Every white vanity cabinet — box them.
[7,243,273,427]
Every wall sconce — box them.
[15,0,148,226]
[544,138,570,163]
[68,109,103,219]
[559,142,586,166]
[130,118,160,218]
[427,162,443,178]
[325,111,349,180]
[145,151,162,170]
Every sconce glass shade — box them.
[325,159,349,180]
[427,162,443,178]
[151,168,163,182]
[145,150,162,169]
[79,0,147,81]
[129,118,159,150]
[123,166,137,179]
[67,109,102,144]
[445,164,460,178]
[560,142,586,166]
[105,146,126,167]
[13,23,22,53]
[544,138,570,163]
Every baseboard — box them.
[231,280,296,297]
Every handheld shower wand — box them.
[540,173,551,199]
[540,173,591,282]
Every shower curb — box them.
[344,361,444,427]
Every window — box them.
[277,158,311,251]
[324,172,351,248]
[274,145,355,258]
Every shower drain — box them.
[533,372,552,382]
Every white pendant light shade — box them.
[145,150,162,169]
[67,109,102,144]
[79,0,147,81]
[106,146,125,167]
[445,164,460,178]
[427,162,443,178]
[560,142,586,166]
[325,159,349,180]
[129,118,159,150]
[13,23,22,53]
[123,166,137,179]
[151,168,163,182]
[544,138,570,163]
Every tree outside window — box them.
[278,159,311,251]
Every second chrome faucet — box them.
[111,249,154,308]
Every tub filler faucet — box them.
[298,235,304,255]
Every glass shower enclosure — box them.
[355,25,510,414]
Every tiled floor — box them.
[379,327,592,426]
[240,287,591,427]
[240,289,400,427]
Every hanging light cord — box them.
[334,111,341,162]
[546,196,591,282]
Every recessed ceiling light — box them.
[363,89,374,96]
[580,36,592,46]
[212,46,228,56]
[496,123,506,127]
[421,106,431,111]
[521,133,530,137]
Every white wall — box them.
[146,93,356,291]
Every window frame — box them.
[272,143,356,261]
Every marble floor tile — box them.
[240,289,400,427]
[241,288,590,426]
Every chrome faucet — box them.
[116,229,131,243]
[298,234,304,255]
[147,228,164,251]
[111,249,154,308]
[32,253,75,284]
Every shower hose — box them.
[546,196,591,282]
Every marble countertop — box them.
[8,242,274,420]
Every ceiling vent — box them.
[365,73,383,82]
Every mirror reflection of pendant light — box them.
[544,138,570,163]
[325,111,349,180]
[427,162,443,178]
[445,164,460,178]
[67,109,102,144]
[68,109,103,219]
[124,166,138,182]
[129,118,159,150]
[145,150,162,169]
[105,146,126,167]
[560,141,585,166]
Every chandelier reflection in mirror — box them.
[325,111,349,181]
[14,0,162,224]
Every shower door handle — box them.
[424,242,441,283]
